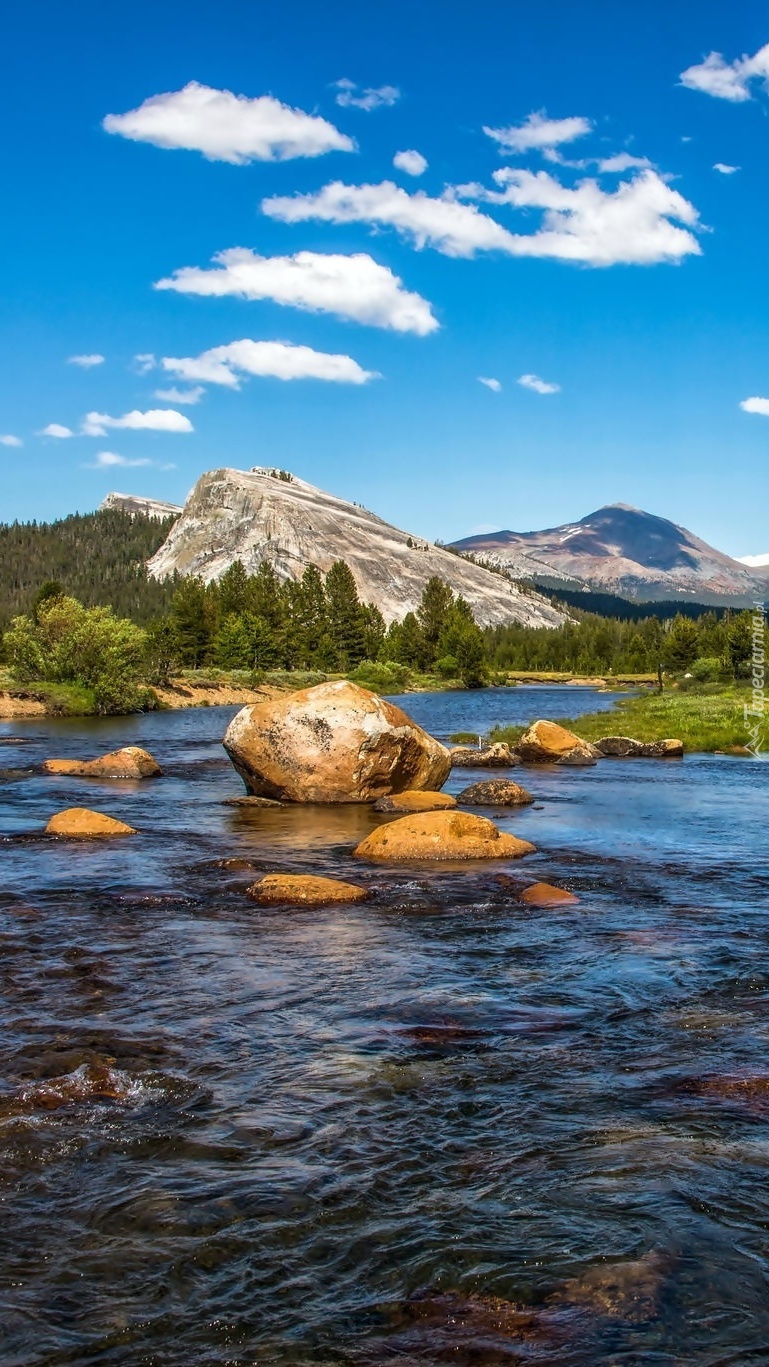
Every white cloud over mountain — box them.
[393,149,428,176]
[103,81,355,163]
[68,353,105,368]
[681,43,769,102]
[162,339,377,387]
[518,373,560,394]
[82,409,194,436]
[264,168,700,266]
[484,112,592,154]
[333,79,400,111]
[155,248,438,334]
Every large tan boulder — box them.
[223,681,450,803]
[43,747,162,779]
[45,807,137,837]
[354,810,535,862]
[516,720,598,765]
[373,790,456,813]
[247,874,368,906]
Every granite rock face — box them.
[147,467,567,628]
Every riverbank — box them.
[491,681,755,754]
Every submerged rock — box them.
[373,790,456,813]
[519,881,579,907]
[354,810,535,862]
[553,1249,670,1323]
[45,807,137,838]
[224,795,285,808]
[43,746,162,779]
[223,680,450,803]
[517,719,599,765]
[457,779,534,806]
[450,742,519,768]
[247,873,369,906]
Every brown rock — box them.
[224,795,284,807]
[223,680,450,803]
[517,719,598,765]
[639,738,684,758]
[450,742,519,767]
[45,807,137,838]
[373,790,456,813]
[457,779,534,806]
[519,881,579,907]
[594,735,645,757]
[43,746,162,779]
[557,746,598,767]
[354,809,535,862]
[555,1249,669,1323]
[246,873,368,906]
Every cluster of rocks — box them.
[36,681,683,908]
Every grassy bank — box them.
[490,682,755,754]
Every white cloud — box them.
[155,247,437,334]
[0,434,23,447]
[713,162,740,174]
[393,148,427,176]
[680,43,769,102]
[103,81,355,163]
[740,396,769,416]
[518,373,560,394]
[269,170,701,267]
[162,339,377,388]
[738,552,769,567]
[134,353,157,373]
[92,451,152,467]
[153,385,205,404]
[263,180,519,258]
[333,79,400,111]
[484,111,592,154]
[68,353,105,368]
[82,409,194,436]
[39,423,75,438]
[478,376,502,392]
[597,153,653,173]
[468,167,701,265]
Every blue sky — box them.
[2,0,769,556]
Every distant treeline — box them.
[0,510,176,627]
[537,585,735,622]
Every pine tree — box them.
[416,577,455,669]
[293,564,329,666]
[171,578,210,667]
[325,561,365,669]
[218,560,250,617]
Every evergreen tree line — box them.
[485,607,758,678]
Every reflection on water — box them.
[1,687,768,1365]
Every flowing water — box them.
[1,685,769,1366]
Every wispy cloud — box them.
[134,353,157,374]
[518,373,560,394]
[484,111,592,155]
[161,339,377,388]
[68,353,105,368]
[104,81,355,163]
[153,385,205,405]
[82,409,194,436]
[0,434,23,447]
[264,169,701,266]
[478,376,502,392]
[740,396,769,416]
[39,423,75,438]
[680,42,769,102]
[156,247,438,334]
[86,451,176,471]
[713,162,740,174]
[393,149,427,176]
[333,79,400,111]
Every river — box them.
[1,685,768,1365]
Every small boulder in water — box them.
[45,807,137,838]
[373,790,456,813]
[457,779,534,806]
[639,738,684,758]
[224,795,285,807]
[354,810,535,862]
[43,746,162,779]
[247,873,369,906]
[519,881,579,907]
[517,720,599,765]
[450,742,519,768]
[594,735,684,758]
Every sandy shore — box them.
[0,679,284,720]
